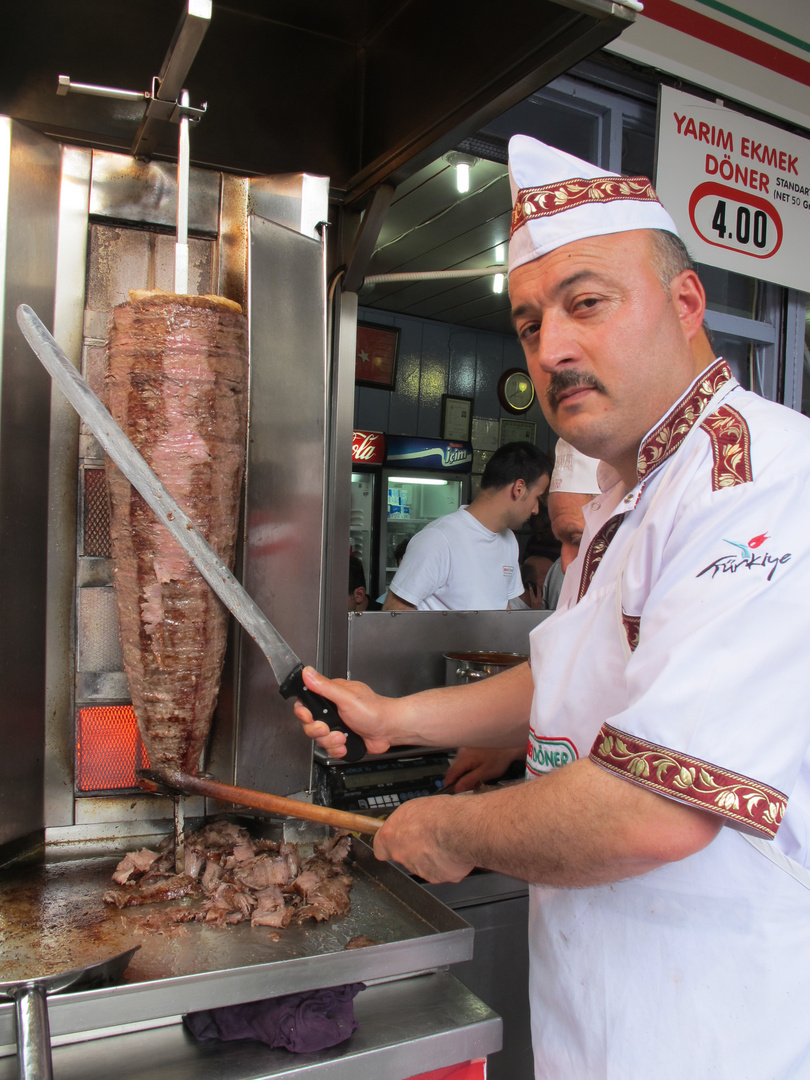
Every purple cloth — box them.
[182,983,364,1054]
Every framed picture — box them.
[355,322,399,390]
[470,417,500,452]
[500,417,537,445]
[441,395,474,441]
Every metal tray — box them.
[0,837,473,1046]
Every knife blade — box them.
[16,303,366,762]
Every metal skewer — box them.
[175,88,190,294]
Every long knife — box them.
[17,303,367,762]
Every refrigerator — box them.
[350,431,385,595]
[379,436,472,597]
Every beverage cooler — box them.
[380,436,472,597]
[350,431,385,594]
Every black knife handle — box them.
[280,663,367,763]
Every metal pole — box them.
[175,90,190,294]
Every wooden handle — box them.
[159,770,383,836]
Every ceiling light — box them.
[388,477,448,486]
[495,244,506,263]
[492,272,505,294]
[445,151,478,194]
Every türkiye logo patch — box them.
[696,532,792,583]
[526,733,578,776]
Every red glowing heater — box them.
[76,705,150,791]
[76,468,150,791]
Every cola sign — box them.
[352,430,385,465]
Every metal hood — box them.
[1,0,635,204]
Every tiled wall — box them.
[354,308,555,453]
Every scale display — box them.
[315,754,451,813]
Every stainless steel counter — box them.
[0,972,501,1080]
[427,873,532,1080]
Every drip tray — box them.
[0,839,473,1046]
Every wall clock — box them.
[497,368,536,414]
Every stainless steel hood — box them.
[1,0,635,205]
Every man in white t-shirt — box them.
[383,441,551,611]
[444,437,600,791]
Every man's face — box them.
[548,490,591,572]
[509,230,703,482]
[512,474,550,529]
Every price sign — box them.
[656,87,810,292]
[689,183,782,259]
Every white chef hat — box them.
[550,439,601,495]
[508,135,679,274]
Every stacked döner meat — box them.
[104,821,354,928]
[105,291,248,773]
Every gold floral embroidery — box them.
[511,176,661,235]
[636,359,733,480]
[622,612,640,652]
[700,406,753,489]
[577,516,623,601]
[591,723,786,837]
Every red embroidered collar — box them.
[636,358,734,481]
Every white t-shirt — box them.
[526,359,810,1078]
[389,506,521,611]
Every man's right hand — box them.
[292,666,394,759]
[443,745,526,793]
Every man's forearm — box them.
[387,661,534,749]
[374,757,722,885]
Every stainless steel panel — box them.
[323,289,358,680]
[0,119,62,849]
[0,974,501,1080]
[249,173,329,243]
[0,840,474,1047]
[85,223,215,313]
[233,213,328,796]
[347,609,551,695]
[89,152,220,235]
[428,888,532,1080]
[45,146,92,830]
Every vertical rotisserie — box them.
[105,291,248,773]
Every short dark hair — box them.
[648,230,713,343]
[348,555,366,595]
[649,230,695,290]
[480,441,552,491]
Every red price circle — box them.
[688,182,783,259]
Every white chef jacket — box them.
[526,358,810,1079]
[389,506,522,610]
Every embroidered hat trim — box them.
[511,175,661,237]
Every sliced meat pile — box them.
[105,291,248,773]
[104,820,354,930]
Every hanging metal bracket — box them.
[55,0,212,160]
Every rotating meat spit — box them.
[17,303,368,762]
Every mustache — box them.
[547,370,607,409]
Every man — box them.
[444,437,600,792]
[508,555,552,610]
[348,555,382,612]
[540,437,599,610]
[383,441,551,611]
[298,136,810,1078]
